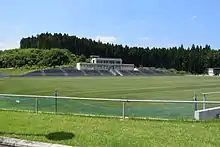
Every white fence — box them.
[201,92,220,109]
[1,93,220,120]
[2,93,220,103]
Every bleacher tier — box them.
[44,68,65,76]
[130,70,145,76]
[23,70,43,76]
[81,69,101,76]
[98,70,114,76]
[62,67,84,76]
[119,70,134,76]
[21,67,175,77]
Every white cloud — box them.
[94,36,116,43]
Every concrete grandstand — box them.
[21,57,175,77]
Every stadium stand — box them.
[118,70,133,76]
[130,70,145,76]
[61,67,84,76]
[22,67,175,77]
[81,69,101,76]
[22,70,44,77]
[44,68,65,76]
[21,57,175,77]
[97,70,114,76]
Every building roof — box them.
[92,58,122,60]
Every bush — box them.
[0,48,83,68]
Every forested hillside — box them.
[20,33,219,74]
[0,48,87,68]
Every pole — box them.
[203,94,206,109]
[122,102,125,119]
[36,97,39,114]
[193,93,197,111]
[54,89,58,114]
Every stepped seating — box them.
[82,69,101,76]
[62,67,84,76]
[44,68,65,76]
[23,70,43,76]
[22,67,176,77]
[118,70,144,76]
[130,70,144,76]
[118,70,133,76]
[98,70,114,76]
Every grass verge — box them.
[1,110,220,147]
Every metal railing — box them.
[200,92,220,109]
[1,93,220,119]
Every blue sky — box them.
[0,0,220,50]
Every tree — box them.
[18,32,218,74]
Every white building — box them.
[76,57,134,71]
[207,68,220,76]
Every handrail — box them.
[201,92,220,95]
[1,93,220,104]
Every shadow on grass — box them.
[45,132,74,141]
[0,131,75,141]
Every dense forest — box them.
[0,32,218,74]
[19,32,219,74]
[0,48,87,68]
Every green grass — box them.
[1,76,220,99]
[1,110,220,147]
[0,76,220,119]
[1,76,220,146]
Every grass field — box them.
[1,76,220,99]
[1,76,220,119]
[1,110,220,147]
[1,76,220,146]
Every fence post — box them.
[193,93,197,111]
[122,101,126,119]
[54,89,58,114]
[203,94,206,109]
[35,97,39,114]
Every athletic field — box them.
[0,76,220,119]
